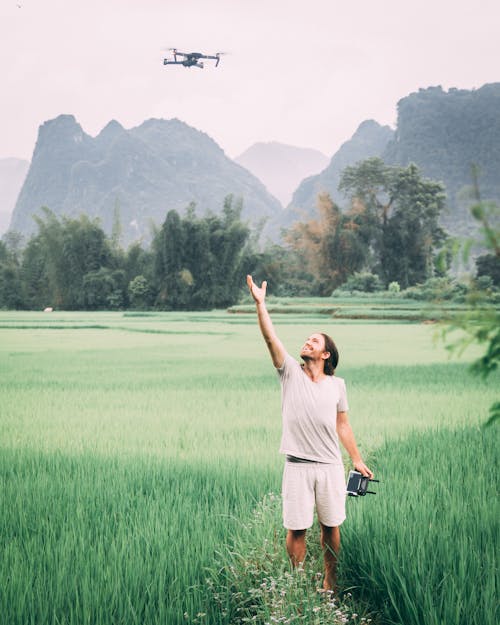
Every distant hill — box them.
[383,83,500,236]
[283,85,500,239]
[10,115,283,245]
[282,120,394,226]
[0,158,29,236]
[235,142,329,207]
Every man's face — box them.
[300,333,328,362]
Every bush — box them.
[336,272,384,294]
[401,277,470,301]
[476,253,500,287]
[128,275,152,309]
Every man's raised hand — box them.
[247,275,267,304]
[247,274,285,368]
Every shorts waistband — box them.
[286,455,329,464]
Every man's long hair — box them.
[321,333,339,375]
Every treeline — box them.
[0,159,498,310]
[0,196,255,311]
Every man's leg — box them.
[286,528,307,566]
[320,523,340,591]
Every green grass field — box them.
[0,310,497,624]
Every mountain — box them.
[283,84,500,238]
[234,142,329,207]
[283,120,394,225]
[383,83,500,235]
[0,158,30,236]
[10,115,283,245]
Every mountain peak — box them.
[283,120,394,221]
[38,114,85,142]
[98,119,125,137]
[11,115,282,245]
[235,142,329,206]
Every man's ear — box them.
[322,351,330,361]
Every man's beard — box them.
[301,354,312,363]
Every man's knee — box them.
[320,523,339,534]
[320,524,340,543]
[288,528,307,540]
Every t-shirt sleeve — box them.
[276,352,295,379]
[337,378,349,412]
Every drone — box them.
[163,49,223,69]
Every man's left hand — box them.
[353,460,374,480]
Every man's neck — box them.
[301,359,326,382]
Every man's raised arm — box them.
[246,275,286,369]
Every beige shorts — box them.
[282,461,346,530]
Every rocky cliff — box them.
[11,115,283,245]
[282,120,394,225]
[0,158,29,236]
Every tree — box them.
[152,197,252,310]
[476,253,500,286]
[82,268,117,309]
[0,239,24,309]
[383,164,447,287]
[153,209,190,309]
[20,236,50,308]
[27,209,114,309]
[208,195,250,307]
[285,192,371,294]
[339,158,447,288]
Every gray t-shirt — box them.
[277,352,348,464]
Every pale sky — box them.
[1,0,499,162]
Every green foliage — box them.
[402,276,470,302]
[340,158,447,288]
[281,158,449,297]
[206,494,369,625]
[82,267,124,309]
[335,272,383,294]
[0,239,24,309]
[285,193,371,295]
[153,196,252,309]
[341,426,499,625]
[476,254,500,286]
[443,188,500,425]
[246,243,316,297]
[128,275,152,309]
[1,312,498,623]
[0,196,252,311]
[445,302,500,377]
[20,208,116,309]
[209,427,499,625]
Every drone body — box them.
[163,49,222,69]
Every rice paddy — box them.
[0,309,497,624]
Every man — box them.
[247,274,373,592]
